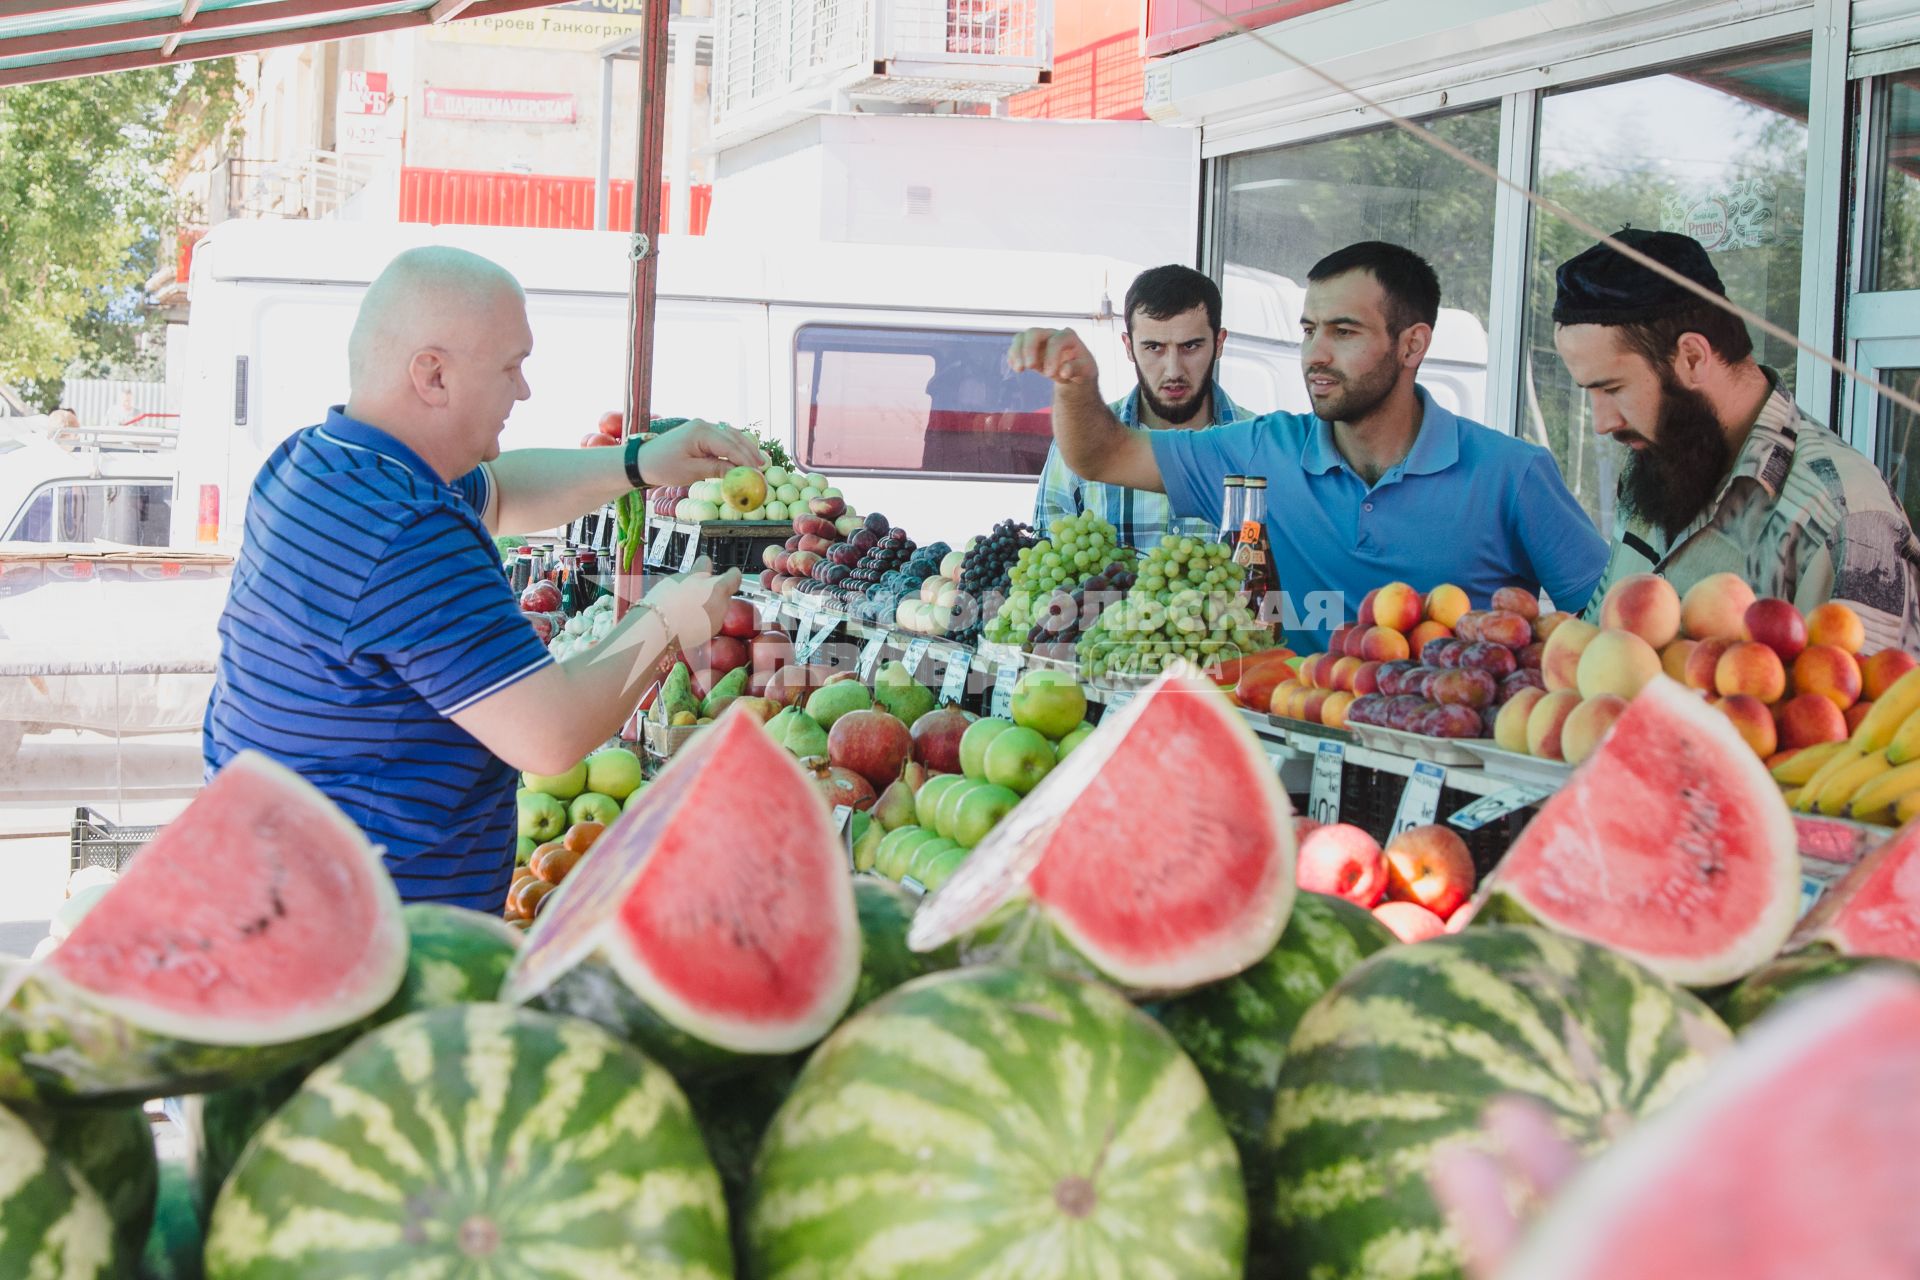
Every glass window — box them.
[3,481,172,545]
[794,325,1055,477]
[6,489,54,542]
[1868,69,1920,293]
[1875,367,1920,528]
[1215,107,1501,418]
[1524,43,1813,527]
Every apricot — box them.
[1660,638,1697,684]
[1805,601,1867,655]
[1847,700,1876,734]
[1357,587,1380,627]
[1329,655,1364,693]
[1372,581,1425,633]
[1359,625,1412,663]
[1742,598,1808,663]
[1352,660,1384,696]
[1576,629,1662,701]
[1683,637,1736,693]
[1715,640,1788,704]
[1861,649,1920,701]
[1791,644,1862,712]
[1717,693,1779,758]
[1540,619,1599,693]
[1322,690,1356,729]
[1408,620,1453,659]
[1599,572,1682,649]
[1425,583,1471,629]
[1775,692,1848,750]
[1679,571,1756,642]
[1562,693,1628,765]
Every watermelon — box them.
[1152,892,1394,1261]
[1261,926,1729,1280]
[909,669,1296,993]
[1718,946,1918,1030]
[502,708,859,1077]
[849,876,954,1013]
[1789,817,1920,959]
[1498,970,1920,1278]
[0,1102,119,1279]
[1,752,408,1105]
[204,1004,732,1278]
[746,966,1248,1278]
[22,1103,158,1268]
[183,901,523,1215]
[1475,677,1800,987]
[141,1157,205,1280]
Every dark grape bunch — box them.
[948,518,1038,643]
[1028,561,1141,660]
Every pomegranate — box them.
[910,705,973,775]
[806,758,877,811]
[828,709,913,791]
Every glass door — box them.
[1851,339,1920,529]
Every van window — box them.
[4,481,173,546]
[795,325,1055,477]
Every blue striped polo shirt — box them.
[203,407,553,910]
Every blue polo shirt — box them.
[1151,389,1608,651]
[204,408,553,909]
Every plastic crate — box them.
[69,807,163,875]
[645,518,789,574]
[1295,762,1537,882]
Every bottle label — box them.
[1238,520,1262,545]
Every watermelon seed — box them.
[457,1214,502,1258]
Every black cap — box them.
[1552,229,1726,326]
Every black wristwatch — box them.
[623,434,647,489]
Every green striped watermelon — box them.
[204,1005,732,1279]
[747,966,1247,1279]
[1152,892,1394,1265]
[22,1103,157,1269]
[0,1102,119,1279]
[1719,947,1919,1030]
[141,1157,205,1280]
[849,877,955,1014]
[1262,927,1729,1280]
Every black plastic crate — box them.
[645,519,788,574]
[69,807,163,876]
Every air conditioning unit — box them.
[714,0,1053,145]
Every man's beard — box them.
[1136,351,1215,425]
[1617,371,1733,540]
[1306,356,1398,423]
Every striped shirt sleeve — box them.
[453,464,493,525]
[341,508,552,717]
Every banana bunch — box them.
[1776,666,1920,823]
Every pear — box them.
[871,778,918,832]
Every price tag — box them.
[831,804,855,868]
[1105,688,1135,712]
[939,648,973,705]
[900,875,928,899]
[679,531,703,573]
[647,523,672,565]
[1308,741,1344,825]
[794,615,836,664]
[990,661,1021,718]
[1799,874,1827,920]
[858,633,889,682]
[1389,761,1447,838]
[1447,784,1552,832]
[901,636,933,680]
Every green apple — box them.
[905,837,961,886]
[623,784,648,812]
[933,778,985,841]
[584,747,645,801]
[522,761,588,802]
[1055,721,1097,761]
[877,826,938,880]
[516,836,537,866]
[569,792,622,827]
[950,782,1020,848]
[516,789,567,842]
[958,717,1016,780]
[914,775,964,830]
[919,843,969,891]
[1011,669,1088,741]
[982,726,1056,796]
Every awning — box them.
[0,0,569,89]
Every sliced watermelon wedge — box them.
[908,669,1296,993]
[1475,676,1800,988]
[1498,970,1920,1278]
[1790,818,1920,959]
[501,707,858,1075]
[1,751,407,1105]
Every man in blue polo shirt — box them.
[1009,241,1608,651]
[204,246,762,909]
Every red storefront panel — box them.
[1009,30,1147,120]
[1142,0,1352,58]
[397,167,712,234]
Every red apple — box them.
[1297,823,1389,907]
[1383,824,1476,920]
[721,597,757,639]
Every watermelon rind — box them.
[140,1157,206,1280]
[1788,819,1920,960]
[0,1102,120,1280]
[1496,970,1920,1279]
[848,876,956,1015]
[1718,946,1918,1030]
[746,965,1248,1279]
[909,668,1297,994]
[1261,926,1730,1280]
[22,1102,158,1268]
[1481,677,1801,989]
[204,1004,733,1279]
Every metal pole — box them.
[594,51,613,231]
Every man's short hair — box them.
[1125,265,1223,334]
[1307,241,1441,335]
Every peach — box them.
[1847,700,1875,734]
[1561,693,1628,765]
[1322,690,1356,730]
[1540,618,1599,693]
[1598,572,1682,650]
[1268,680,1304,717]
[1683,637,1736,693]
[1491,585,1540,621]
[1806,601,1867,655]
[1298,688,1334,725]
[1374,900,1447,943]
[1525,690,1583,760]
[1791,644,1863,711]
[1714,640,1788,704]
[1352,661,1384,696]
[1743,598,1808,663]
[1384,824,1476,920]
[1479,610,1535,651]
[1408,620,1453,658]
[1576,629,1662,701]
[1679,571,1756,642]
[1343,626,1370,658]
[1360,625,1412,663]
[1534,611,1575,642]
[1494,687,1547,753]
[1329,655,1364,693]
[1775,692,1848,750]
[1660,638,1697,684]
[1357,588,1380,627]
[1425,583,1470,629]
[1716,692,1779,758]
[1372,581,1426,633]
[1862,650,1920,701]
[1297,823,1387,906]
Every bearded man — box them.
[1013,242,1607,652]
[1554,229,1920,653]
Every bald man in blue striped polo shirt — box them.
[203,246,765,909]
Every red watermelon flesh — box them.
[908,669,1296,992]
[44,751,406,1045]
[1479,676,1799,987]
[1498,970,1920,1279]
[503,706,858,1052]
[1791,820,1920,960]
